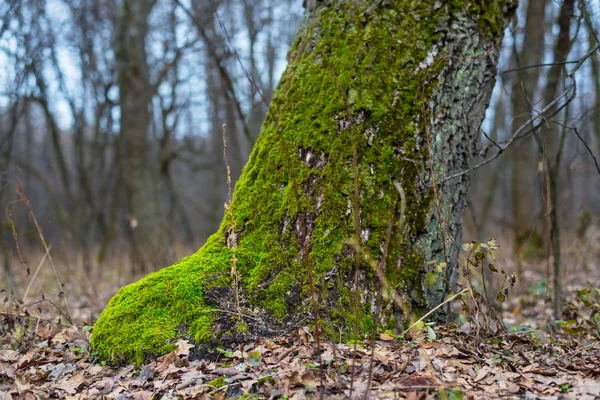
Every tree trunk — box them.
[541,0,575,320]
[115,0,171,272]
[509,0,547,266]
[92,0,515,364]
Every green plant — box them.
[561,287,600,338]
[459,239,516,335]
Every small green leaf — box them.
[415,320,425,330]
[427,326,436,341]
[448,389,464,400]
[216,347,236,358]
[497,292,506,303]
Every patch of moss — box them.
[451,0,515,39]
[208,376,227,388]
[90,234,230,364]
[257,376,276,386]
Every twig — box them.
[364,294,381,400]
[349,114,361,398]
[198,308,262,322]
[0,310,76,328]
[22,298,73,325]
[402,288,469,336]
[6,201,27,273]
[22,244,53,303]
[173,0,253,143]
[420,62,451,318]
[501,60,579,74]
[14,180,72,323]
[222,124,242,319]
[481,129,502,152]
[572,127,600,175]
[565,342,599,359]
[436,84,575,186]
[436,40,599,187]
[567,42,600,77]
[209,0,269,108]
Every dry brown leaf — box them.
[174,339,194,356]
[473,366,490,383]
[156,350,177,372]
[54,370,86,395]
[0,350,20,362]
[131,391,154,400]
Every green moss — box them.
[257,376,276,386]
[90,234,229,364]
[208,377,227,388]
[236,321,249,334]
[92,0,507,364]
[452,0,513,38]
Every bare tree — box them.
[115,0,172,272]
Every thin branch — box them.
[402,288,469,336]
[501,60,579,74]
[173,0,254,143]
[209,0,269,108]
[22,244,53,303]
[480,129,502,152]
[572,128,600,175]
[435,84,575,186]
[197,308,262,322]
[567,42,600,77]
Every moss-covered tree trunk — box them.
[92,0,515,364]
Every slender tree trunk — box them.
[93,0,515,364]
[581,3,600,156]
[541,0,575,320]
[115,0,171,272]
[509,0,547,269]
[0,102,20,298]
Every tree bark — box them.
[92,0,515,364]
[115,0,171,272]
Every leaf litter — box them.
[1,309,599,399]
[1,236,600,399]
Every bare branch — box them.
[572,127,600,176]
[436,84,575,186]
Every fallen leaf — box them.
[175,339,194,356]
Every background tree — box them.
[509,0,548,273]
[115,0,171,271]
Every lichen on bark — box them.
[91,0,515,364]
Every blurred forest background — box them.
[0,0,599,322]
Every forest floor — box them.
[1,233,600,399]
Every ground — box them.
[1,234,600,399]
[1,309,599,399]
